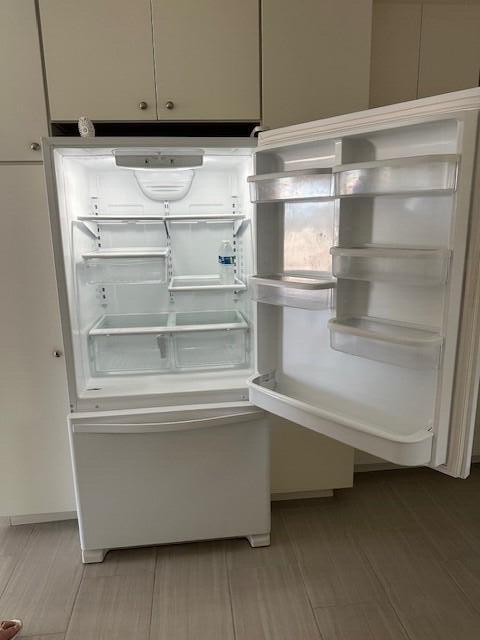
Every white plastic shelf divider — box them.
[330,246,451,285]
[82,248,169,259]
[334,154,458,197]
[79,214,245,222]
[248,168,334,203]
[328,316,444,369]
[168,275,247,292]
[249,274,336,309]
[79,215,165,222]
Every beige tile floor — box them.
[1,464,480,639]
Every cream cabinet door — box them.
[418,4,480,98]
[262,0,372,128]
[0,166,73,517]
[0,1,48,161]
[370,2,422,108]
[39,0,157,121]
[152,0,260,121]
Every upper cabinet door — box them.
[418,4,480,99]
[39,0,157,121]
[0,0,48,161]
[369,2,422,108]
[152,0,260,121]
[262,0,372,129]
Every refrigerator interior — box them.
[52,144,255,404]
[250,116,469,466]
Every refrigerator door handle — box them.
[72,410,264,434]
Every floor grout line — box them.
[147,546,159,640]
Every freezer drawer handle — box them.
[72,410,264,434]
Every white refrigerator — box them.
[44,88,480,563]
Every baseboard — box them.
[271,488,333,501]
[354,462,402,473]
[9,510,77,526]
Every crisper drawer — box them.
[69,403,270,557]
[173,328,247,370]
[89,333,170,375]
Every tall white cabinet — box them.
[0,1,73,518]
[0,165,73,518]
[0,0,48,160]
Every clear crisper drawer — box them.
[171,310,249,370]
[82,249,168,285]
[328,316,443,369]
[88,313,171,375]
[334,154,458,197]
[89,333,171,375]
[330,247,451,285]
[249,274,336,310]
[247,169,333,203]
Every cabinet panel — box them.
[370,3,421,108]
[0,0,48,161]
[262,0,372,129]
[0,166,73,516]
[418,4,480,98]
[39,0,157,121]
[152,0,260,121]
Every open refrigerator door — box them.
[248,88,480,478]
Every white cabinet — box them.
[151,0,260,121]
[0,0,48,161]
[0,166,73,517]
[418,3,480,99]
[39,0,157,121]
[262,0,372,128]
[370,2,422,108]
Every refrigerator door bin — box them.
[334,154,458,197]
[171,308,249,371]
[168,275,247,291]
[82,248,169,285]
[330,247,451,285]
[249,274,336,309]
[248,374,433,467]
[247,168,333,203]
[328,316,443,369]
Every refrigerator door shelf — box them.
[248,373,433,467]
[334,154,458,197]
[328,316,444,369]
[249,274,336,309]
[330,246,451,285]
[168,275,247,291]
[248,168,334,203]
[83,248,169,285]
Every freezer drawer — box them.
[69,403,270,562]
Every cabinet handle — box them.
[165,100,175,110]
[52,349,63,358]
[138,101,148,110]
[30,142,41,151]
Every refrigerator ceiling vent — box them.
[134,169,195,201]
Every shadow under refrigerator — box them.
[44,88,480,563]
